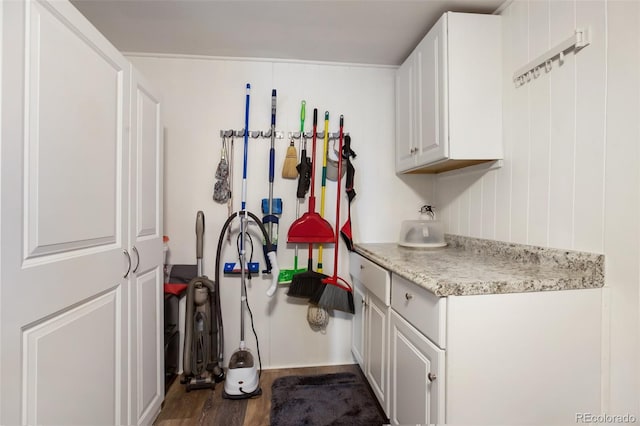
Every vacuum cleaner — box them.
[182,211,225,391]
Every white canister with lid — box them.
[398,205,446,248]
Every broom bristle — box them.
[286,270,327,299]
[311,283,355,314]
[282,144,299,179]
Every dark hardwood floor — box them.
[154,364,363,426]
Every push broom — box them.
[287,108,328,298]
[311,115,355,314]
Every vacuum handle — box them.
[196,211,205,260]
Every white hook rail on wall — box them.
[513,27,591,87]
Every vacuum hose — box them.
[212,210,279,371]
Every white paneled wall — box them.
[129,55,433,369]
[436,0,640,415]
[438,0,607,252]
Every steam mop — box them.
[221,84,279,399]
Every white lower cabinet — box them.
[364,291,389,411]
[350,255,391,415]
[389,310,445,425]
[351,253,604,425]
[351,282,366,369]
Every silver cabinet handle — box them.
[405,292,413,301]
[360,264,364,269]
[428,372,437,382]
[132,246,140,273]
[123,250,131,278]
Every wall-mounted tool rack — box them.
[287,131,349,141]
[219,129,285,139]
[513,27,591,87]
[219,130,349,141]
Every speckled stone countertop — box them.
[354,235,604,297]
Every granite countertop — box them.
[354,235,604,297]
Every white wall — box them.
[435,0,639,416]
[129,55,433,368]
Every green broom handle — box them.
[294,101,305,271]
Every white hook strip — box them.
[513,27,590,86]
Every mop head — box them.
[307,305,329,331]
[278,267,307,284]
[287,269,327,299]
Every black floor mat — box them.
[270,371,388,426]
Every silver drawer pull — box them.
[405,292,413,301]
[428,372,437,382]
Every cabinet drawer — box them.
[349,253,390,306]
[391,273,446,349]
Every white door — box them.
[415,14,447,166]
[351,281,366,368]
[395,53,416,173]
[1,1,130,425]
[389,310,445,425]
[128,66,164,426]
[365,293,388,414]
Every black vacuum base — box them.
[185,377,215,392]
[222,386,262,400]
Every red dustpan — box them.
[287,108,334,244]
[288,197,334,243]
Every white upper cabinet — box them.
[395,12,502,174]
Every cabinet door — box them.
[1,1,130,424]
[389,310,445,425]
[128,66,164,426]
[351,282,366,369]
[366,293,389,414]
[395,53,416,172]
[415,14,447,166]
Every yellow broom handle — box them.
[318,112,330,273]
